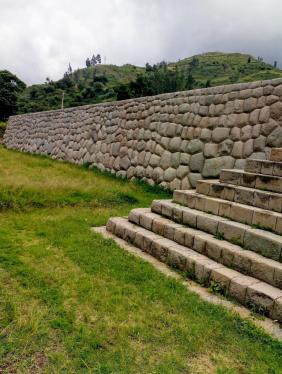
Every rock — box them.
[176,165,189,179]
[273,84,282,96]
[241,125,252,141]
[171,152,181,168]
[179,104,190,113]
[270,102,282,120]
[202,156,235,177]
[234,159,246,170]
[230,127,241,141]
[266,126,282,147]
[160,151,171,170]
[243,139,254,157]
[253,135,266,152]
[164,167,176,182]
[243,97,257,112]
[180,153,190,165]
[149,154,160,168]
[168,137,182,152]
[204,143,218,158]
[259,107,270,123]
[212,127,230,143]
[120,155,131,170]
[189,152,205,172]
[232,141,244,158]
[261,119,278,136]
[218,139,233,155]
[186,139,203,154]
[188,173,202,188]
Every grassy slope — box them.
[173,52,282,86]
[0,146,281,373]
[17,52,282,114]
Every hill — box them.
[173,52,282,86]
[17,52,282,114]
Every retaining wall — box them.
[4,78,282,189]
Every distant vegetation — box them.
[2,52,282,116]
[0,70,26,120]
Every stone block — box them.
[270,148,282,162]
[217,220,246,244]
[202,156,235,178]
[244,229,281,261]
[229,276,259,304]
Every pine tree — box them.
[86,58,91,68]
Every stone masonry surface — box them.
[4,78,282,189]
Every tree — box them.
[186,72,195,90]
[91,55,97,66]
[86,58,91,68]
[96,54,101,64]
[0,70,26,120]
[190,56,199,68]
[67,63,72,75]
[274,61,278,68]
[247,56,251,63]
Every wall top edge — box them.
[9,77,282,119]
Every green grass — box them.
[0,146,281,373]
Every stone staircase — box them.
[106,148,282,322]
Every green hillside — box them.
[17,64,144,114]
[17,52,282,114]
[173,52,282,86]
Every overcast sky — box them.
[1,0,281,85]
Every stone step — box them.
[128,207,282,289]
[196,180,282,213]
[106,216,282,322]
[173,190,282,235]
[270,148,282,162]
[245,159,282,177]
[220,169,282,193]
[150,200,282,262]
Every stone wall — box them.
[4,78,282,189]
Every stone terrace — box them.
[4,78,282,189]
[107,148,282,322]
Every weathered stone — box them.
[259,107,270,123]
[243,97,257,112]
[149,154,161,168]
[270,101,282,120]
[261,119,278,136]
[230,127,241,141]
[219,139,233,155]
[266,127,282,147]
[212,128,230,143]
[168,137,182,152]
[171,152,181,168]
[202,156,235,177]
[120,155,131,170]
[160,151,171,170]
[189,152,205,172]
[204,143,218,158]
[243,139,254,157]
[186,139,203,154]
[232,141,244,158]
[188,173,202,188]
[253,135,266,152]
[164,167,176,182]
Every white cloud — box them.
[0,0,281,84]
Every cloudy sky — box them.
[1,0,281,85]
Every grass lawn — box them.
[0,146,281,373]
